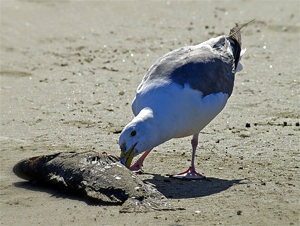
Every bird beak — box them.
[120,142,138,168]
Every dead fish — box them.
[13,151,183,213]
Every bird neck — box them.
[133,107,154,123]
[134,107,175,145]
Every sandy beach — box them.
[1,1,299,225]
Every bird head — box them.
[119,111,159,168]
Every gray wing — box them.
[139,36,236,97]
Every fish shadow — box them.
[13,181,120,206]
[13,175,244,204]
[144,173,244,199]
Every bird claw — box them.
[131,169,144,174]
[130,160,144,174]
[170,166,206,180]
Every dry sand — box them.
[1,1,299,225]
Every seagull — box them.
[119,20,253,180]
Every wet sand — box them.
[1,1,299,225]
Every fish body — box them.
[13,151,181,213]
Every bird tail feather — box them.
[228,19,255,48]
[228,19,254,70]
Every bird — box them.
[119,20,254,180]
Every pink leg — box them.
[171,134,206,180]
[130,149,152,173]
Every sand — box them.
[1,1,299,225]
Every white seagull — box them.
[119,20,253,180]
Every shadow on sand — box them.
[144,173,244,199]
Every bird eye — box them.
[130,130,137,137]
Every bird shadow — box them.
[143,173,245,199]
